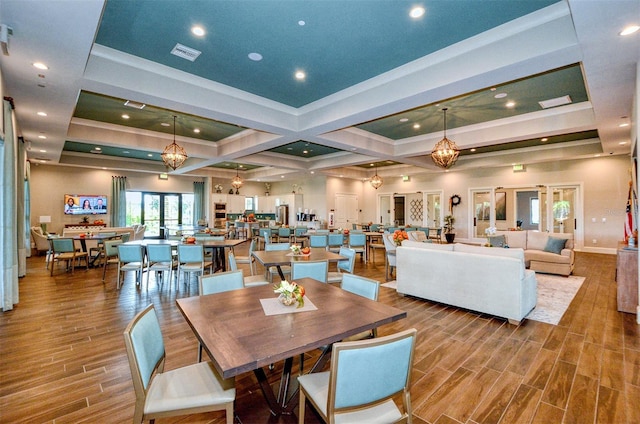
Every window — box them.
[530,198,539,225]
[126,191,194,238]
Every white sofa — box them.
[396,241,537,324]
[494,230,574,276]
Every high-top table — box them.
[252,248,345,280]
[126,238,246,272]
[176,277,407,417]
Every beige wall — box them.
[32,155,630,251]
[360,155,630,252]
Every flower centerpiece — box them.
[290,244,302,255]
[392,229,409,246]
[274,280,305,307]
[485,226,497,246]
[214,184,223,193]
[247,213,255,222]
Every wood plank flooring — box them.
[1,243,638,423]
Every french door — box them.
[126,192,193,238]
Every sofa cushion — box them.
[526,249,572,264]
[488,235,507,247]
[495,230,526,249]
[544,236,568,255]
[402,240,454,250]
[454,243,525,261]
[526,231,549,251]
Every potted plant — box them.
[444,215,456,243]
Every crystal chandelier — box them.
[230,165,243,194]
[370,166,383,189]
[431,108,460,170]
[161,115,188,170]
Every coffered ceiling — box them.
[0,0,638,183]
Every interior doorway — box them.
[394,196,405,226]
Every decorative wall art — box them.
[410,199,423,221]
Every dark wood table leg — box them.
[254,356,296,416]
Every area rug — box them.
[526,274,585,325]
[381,281,397,289]
[380,275,584,326]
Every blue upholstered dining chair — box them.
[294,226,308,246]
[233,238,257,275]
[123,304,236,424]
[348,232,367,262]
[50,238,89,276]
[291,259,329,283]
[228,251,269,287]
[197,270,245,361]
[327,233,344,253]
[277,227,292,243]
[297,328,417,424]
[177,244,212,287]
[382,233,397,281]
[145,244,175,288]
[327,247,356,283]
[340,273,380,339]
[102,239,122,282]
[116,244,145,289]
[309,234,328,248]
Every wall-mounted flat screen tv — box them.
[64,194,108,215]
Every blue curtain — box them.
[111,176,127,227]
[193,181,205,225]
[1,99,19,311]
[24,161,31,258]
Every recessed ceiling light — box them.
[370,163,374,167]
[191,25,205,37]
[303,150,308,154]
[39,149,46,153]
[470,148,476,152]
[193,128,200,133]
[620,123,629,127]
[494,93,507,99]
[298,20,306,26]
[37,111,47,117]
[248,52,263,61]
[102,167,107,170]
[595,154,601,157]
[620,141,627,145]
[399,118,409,122]
[124,100,145,109]
[413,123,420,129]
[310,171,314,174]
[123,151,130,154]
[122,114,130,119]
[161,122,170,127]
[541,137,548,142]
[295,70,306,80]
[147,153,153,157]
[94,147,101,151]
[281,176,285,178]
[506,101,515,108]
[490,87,497,91]
[38,135,46,139]
[287,147,293,150]
[33,62,48,70]
[409,6,425,18]
[620,25,640,36]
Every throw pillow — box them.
[544,236,567,255]
[488,235,506,247]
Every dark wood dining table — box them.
[252,247,345,280]
[126,238,246,271]
[175,277,407,416]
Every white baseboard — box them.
[577,246,617,255]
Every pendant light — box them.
[161,115,188,170]
[431,107,460,169]
[370,166,383,189]
[230,165,243,194]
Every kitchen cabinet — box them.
[226,194,246,214]
[256,196,275,213]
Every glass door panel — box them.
[379,195,391,226]
[472,190,491,238]
[143,194,161,237]
[424,191,442,228]
[552,187,577,234]
[164,194,180,230]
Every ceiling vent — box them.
[171,43,201,62]
[539,95,572,109]
[124,100,146,109]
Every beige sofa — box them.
[494,230,574,276]
[396,241,537,324]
